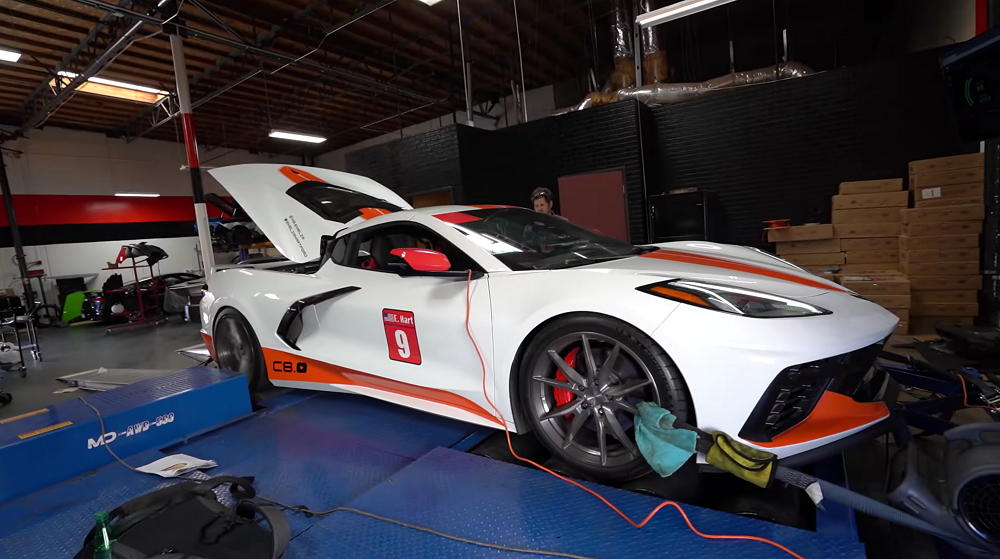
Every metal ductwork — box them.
[639,0,667,85]
[616,61,814,105]
[602,0,636,92]
[561,62,814,113]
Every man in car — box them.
[531,187,557,215]
[525,188,565,253]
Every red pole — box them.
[169,32,216,275]
[977,0,988,35]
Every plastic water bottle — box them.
[93,511,115,559]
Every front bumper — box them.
[651,288,897,460]
[739,340,890,445]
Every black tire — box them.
[213,308,270,393]
[0,392,11,406]
[518,313,691,483]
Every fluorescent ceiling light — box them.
[637,0,740,28]
[416,0,444,4]
[269,130,327,143]
[50,71,168,104]
[115,192,160,197]
[0,48,21,63]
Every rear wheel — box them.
[519,314,691,483]
[213,308,269,393]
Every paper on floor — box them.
[138,454,217,478]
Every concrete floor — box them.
[0,319,204,420]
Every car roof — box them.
[405,204,521,215]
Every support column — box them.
[169,32,216,276]
[0,149,35,309]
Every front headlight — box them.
[638,280,831,318]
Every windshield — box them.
[439,208,653,270]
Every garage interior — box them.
[1,0,999,558]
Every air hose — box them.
[675,420,979,549]
[773,467,967,544]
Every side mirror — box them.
[389,248,451,273]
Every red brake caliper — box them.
[553,347,580,418]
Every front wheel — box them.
[213,308,269,393]
[518,314,691,483]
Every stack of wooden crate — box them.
[902,153,985,333]
[831,179,907,273]
[839,273,911,334]
[768,224,842,274]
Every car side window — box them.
[333,223,480,272]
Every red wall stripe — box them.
[0,194,225,227]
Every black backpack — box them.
[74,476,290,559]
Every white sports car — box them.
[202,164,897,482]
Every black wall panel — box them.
[650,50,979,247]
[459,101,649,243]
[346,125,463,201]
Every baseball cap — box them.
[531,187,553,202]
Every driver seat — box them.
[369,235,395,270]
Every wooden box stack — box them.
[839,272,911,334]
[831,179,906,274]
[768,224,844,274]
[903,153,985,333]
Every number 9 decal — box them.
[383,309,421,365]
[394,329,411,358]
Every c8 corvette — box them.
[202,164,897,482]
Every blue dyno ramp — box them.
[292,448,867,559]
[0,367,250,504]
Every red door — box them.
[557,170,628,242]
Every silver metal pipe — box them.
[456,0,473,126]
[170,33,216,276]
[513,0,528,122]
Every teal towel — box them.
[635,402,698,477]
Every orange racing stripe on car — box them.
[640,249,848,292]
[261,347,502,425]
[279,165,325,184]
[201,333,217,362]
[357,207,393,219]
[751,391,888,448]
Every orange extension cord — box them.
[464,271,809,559]
[959,374,996,411]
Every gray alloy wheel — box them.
[520,314,690,482]
[213,308,267,392]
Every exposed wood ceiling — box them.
[0,0,608,154]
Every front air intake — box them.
[740,363,832,443]
[740,342,886,443]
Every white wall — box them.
[316,85,556,171]
[908,0,978,52]
[3,126,298,196]
[0,127,299,300]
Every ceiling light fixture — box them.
[114,193,161,197]
[416,0,444,5]
[268,130,327,143]
[636,0,740,28]
[49,71,168,104]
[0,48,21,63]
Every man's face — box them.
[533,197,553,214]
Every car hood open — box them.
[209,164,411,263]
